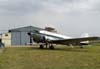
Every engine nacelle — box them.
[32,34,46,43]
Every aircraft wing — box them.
[50,37,99,45]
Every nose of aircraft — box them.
[27,32,31,36]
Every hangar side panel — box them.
[11,32,30,45]
[20,32,30,45]
[11,32,22,45]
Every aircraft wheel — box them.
[80,46,83,48]
[49,45,54,49]
[39,45,44,49]
[80,45,84,48]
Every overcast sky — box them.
[0,0,100,36]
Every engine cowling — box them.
[32,34,46,43]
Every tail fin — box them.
[81,33,89,38]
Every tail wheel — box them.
[80,45,84,48]
[40,44,44,49]
[49,45,54,49]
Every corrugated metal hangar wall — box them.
[9,26,43,46]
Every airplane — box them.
[27,30,99,49]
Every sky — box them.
[0,0,100,37]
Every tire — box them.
[80,45,84,48]
[49,45,54,49]
[39,45,44,49]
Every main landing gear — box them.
[40,44,44,49]
[39,44,55,49]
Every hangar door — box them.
[11,32,30,45]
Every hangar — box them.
[9,26,43,46]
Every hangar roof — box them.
[9,26,43,32]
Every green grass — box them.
[0,45,100,69]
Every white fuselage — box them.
[38,30,89,44]
[39,30,72,40]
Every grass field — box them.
[0,45,100,69]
